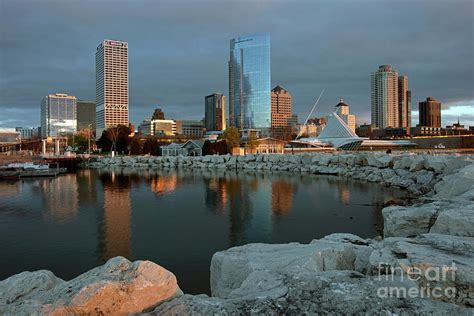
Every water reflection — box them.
[0,167,409,294]
[271,179,297,216]
[98,170,132,260]
[40,174,79,223]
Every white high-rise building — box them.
[95,39,129,138]
[371,65,399,128]
[335,99,356,132]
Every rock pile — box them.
[85,152,473,196]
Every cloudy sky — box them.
[1,0,473,128]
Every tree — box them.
[143,137,159,155]
[221,126,241,150]
[247,131,258,152]
[106,125,130,153]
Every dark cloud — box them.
[1,0,473,127]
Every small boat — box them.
[0,162,67,180]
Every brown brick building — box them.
[419,97,441,127]
[271,86,292,139]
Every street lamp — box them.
[88,124,92,154]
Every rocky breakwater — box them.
[2,152,473,314]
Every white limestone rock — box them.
[430,204,474,237]
[434,164,474,200]
[382,202,441,238]
[210,241,356,299]
[0,270,64,307]
[1,257,182,315]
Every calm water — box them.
[0,168,407,294]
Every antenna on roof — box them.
[296,89,325,139]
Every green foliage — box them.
[247,131,258,149]
[221,126,241,149]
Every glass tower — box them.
[41,93,77,138]
[229,34,271,129]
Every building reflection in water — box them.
[0,182,20,199]
[150,173,179,195]
[271,180,297,216]
[204,177,228,214]
[340,189,350,205]
[99,170,132,260]
[40,174,79,223]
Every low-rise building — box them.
[15,127,35,140]
[0,128,21,143]
[161,140,204,156]
[243,137,286,154]
[180,120,205,138]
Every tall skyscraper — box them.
[205,93,226,131]
[335,99,356,132]
[229,33,271,129]
[76,100,96,132]
[95,39,129,138]
[419,97,441,127]
[398,75,411,130]
[40,93,77,138]
[371,65,399,128]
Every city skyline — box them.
[1,0,473,128]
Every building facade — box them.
[15,127,35,140]
[181,120,205,138]
[398,75,411,131]
[152,108,165,120]
[419,97,441,128]
[41,93,77,138]
[371,65,399,128]
[335,99,356,132]
[205,93,226,131]
[76,100,96,132]
[229,33,271,129]
[271,85,292,128]
[96,39,129,138]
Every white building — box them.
[96,39,129,138]
[371,65,399,128]
[40,93,77,138]
[335,99,356,132]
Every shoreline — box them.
[1,152,473,314]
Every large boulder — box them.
[434,164,474,200]
[210,240,356,299]
[430,204,474,237]
[1,257,182,315]
[0,270,64,307]
[382,202,441,238]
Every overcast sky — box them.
[1,0,473,128]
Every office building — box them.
[419,97,441,128]
[271,86,292,127]
[95,39,129,138]
[15,127,34,140]
[398,75,411,130]
[0,128,21,143]
[371,65,399,128]
[139,119,178,136]
[40,93,77,138]
[181,120,205,138]
[77,100,96,132]
[205,93,226,131]
[229,33,271,129]
[335,99,356,132]
[152,108,165,120]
